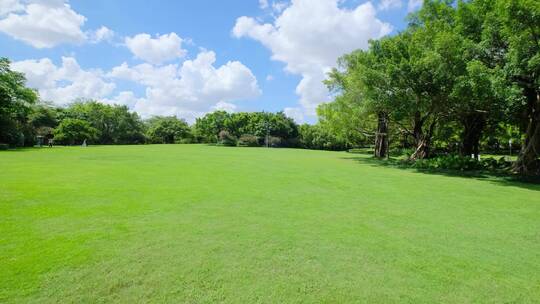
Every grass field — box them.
[1,145,539,303]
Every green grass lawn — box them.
[1,145,539,303]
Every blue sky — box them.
[1,0,420,123]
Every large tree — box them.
[64,100,145,144]
[496,0,540,175]
[53,118,98,145]
[0,58,38,146]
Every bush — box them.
[0,143,9,150]
[481,157,512,171]
[218,130,237,146]
[412,155,485,171]
[176,137,194,144]
[238,134,259,147]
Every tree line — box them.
[320,0,539,175]
[0,61,347,150]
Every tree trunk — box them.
[409,112,435,160]
[513,89,540,176]
[461,113,485,160]
[374,112,388,158]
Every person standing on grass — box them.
[48,138,53,148]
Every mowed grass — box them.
[1,145,539,303]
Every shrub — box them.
[0,143,9,150]
[412,155,485,171]
[218,130,237,146]
[481,157,512,171]
[176,137,194,144]
[238,134,259,147]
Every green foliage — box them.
[195,111,299,145]
[64,101,145,144]
[321,0,540,172]
[409,155,512,172]
[412,155,485,171]
[193,111,230,143]
[298,124,349,151]
[0,57,38,146]
[145,116,191,144]
[53,118,98,145]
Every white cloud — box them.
[378,0,402,11]
[259,0,269,9]
[407,0,423,12]
[125,32,187,65]
[11,50,258,122]
[11,57,115,104]
[0,0,87,48]
[284,107,305,124]
[89,26,114,43]
[109,50,260,120]
[259,0,288,13]
[0,0,23,16]
[271,1,288,13]
[212,101,237,113]
[102,91,142,108]
[233,0,391,121]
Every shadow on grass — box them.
[0,147,49,153]
[343,154,540,192]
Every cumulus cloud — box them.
[0,0,87,48]
[10,48,259,122]
[89,26,114,43]
[11,57,115,104]
[109,50,260,120]
[212,101,237,113]
[0,0,23,16]
[271,1,288,13]
[378,0,402,11]
[233,0,391,121]
[407,0,423,12]
[101,91,143,108]
[259,0,288,13]
[284,107,305,124]
[125,32,187,65]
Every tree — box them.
[145,116,191,144]
[325,45,391,157]
[495,0,540,175]
[0,58,38,146]
[64,101,145,144]
[53,118,98,145]
[450,60,506,158]
[194,111,230,143]
[194,111,299,146]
